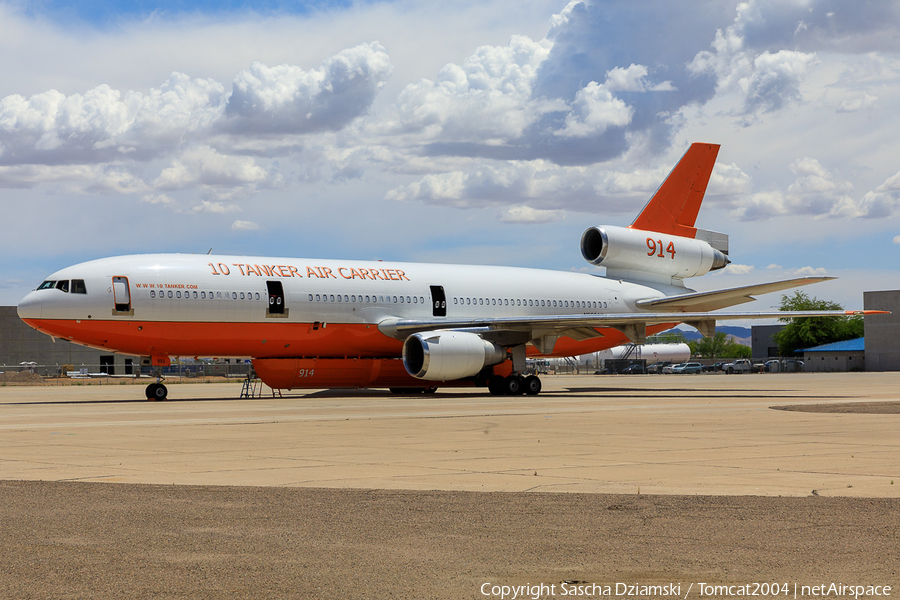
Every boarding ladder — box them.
[240,377,283,399]
[620,344,639,360]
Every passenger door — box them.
[266,281,288,317]
[112,276,133,315]
[430,285,447,317]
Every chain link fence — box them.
[0,362,253,385]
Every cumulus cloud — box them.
[0,43,391,200]
[0,74,226,167]
[191,200,240,214]
[232,220,260,230]
[141,193,176,206]
[791,266,829,276]
[837,92,878,113]
[784,157,856,217]
[222,42,392,135]
[731,158,861,220]
[154,146,276,190]
[499,206,566,224]
[0,163,146,193]
[722,263,756,275]
[385,160,631,213]
[387,35,556,143]
[856,171,900,219]
[555,81,633,138]
[688,25,817,119]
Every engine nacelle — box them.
[581,225,728,280]
[402,331,507,381]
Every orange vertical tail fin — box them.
[629,142,720,238]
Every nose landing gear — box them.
[145,366,168,401]
[145,382,168,401]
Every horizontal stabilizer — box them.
[634,277,835,312]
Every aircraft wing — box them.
[633,276,835,312]
[379,308,884,347]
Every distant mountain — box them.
[661,326,752,345]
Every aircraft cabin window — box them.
[193,291,198,299]
[150,290,156,298]
[176,291,182,299]
[38,281,56,290]
[168,291,173,298]
[71,279,86,294]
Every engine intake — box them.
[581,225,728,280]
[402,331,507,381]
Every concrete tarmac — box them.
[2,372,899,497]
[2,373,900,599]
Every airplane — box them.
[595,342,692,366]
[16,143,884,400]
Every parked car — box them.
[723,359,752,374]
[782,359,804,372]
[648,362,670,374]
[673,362,703,374]
[662,363,681,374]
[621,364,647,374]
[703,362,726,372]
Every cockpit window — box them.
[37,281,56,290]
[71,279,87,294]
[55,280,70,293]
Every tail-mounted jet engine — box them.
[581,225,729,280]
[402,331,507,381]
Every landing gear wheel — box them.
[504,375,523,395]
[146,383,168,401]
[488,376,506,396]
[523,375,542,395]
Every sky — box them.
[2,0,900,320]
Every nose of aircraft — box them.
[17,291,42,320]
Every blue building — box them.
[801,338,865,372]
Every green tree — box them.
[773,291,863,356]
[648,330,688,344]
[688,331,752,359]
[689,331,728,358]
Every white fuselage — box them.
[17,253,682,361]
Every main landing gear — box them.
[487,374,542,396]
